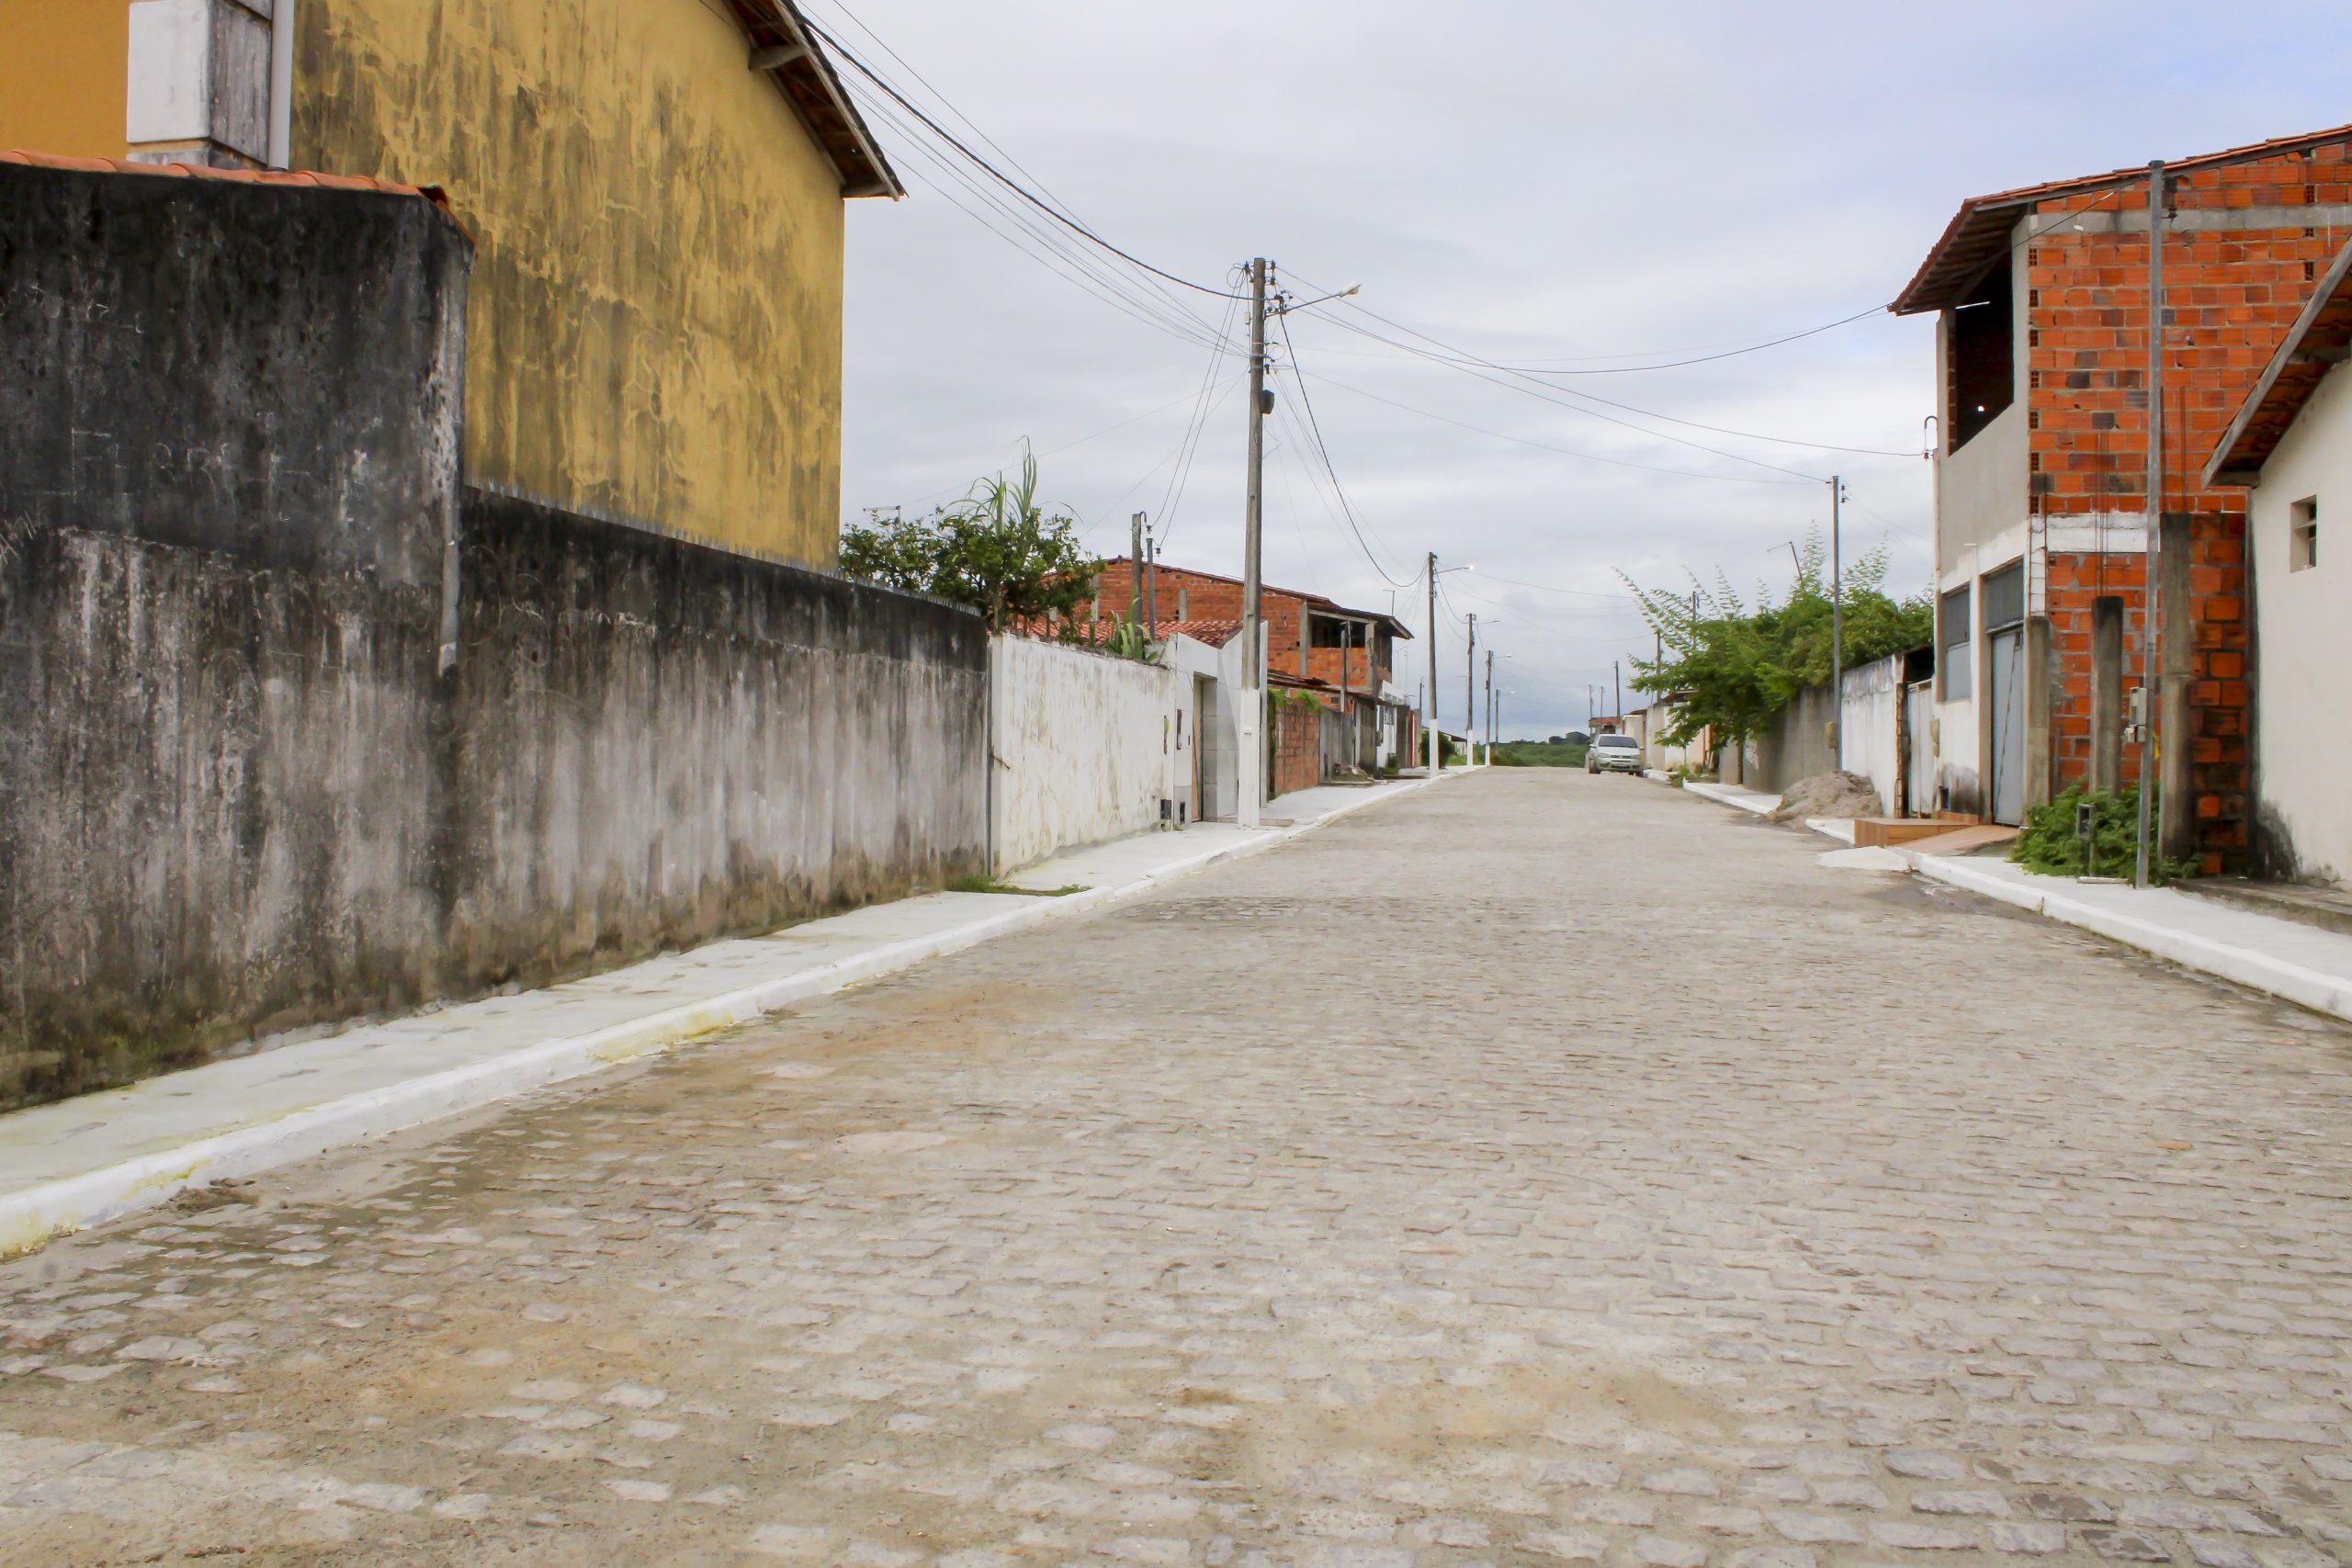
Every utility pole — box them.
[1239,257,1270,827]
[1144,524,1159,638]
[2135,162,2165,890]
[1484,649,1494,761]
[1129,512,1145,625]
[1345,620,1363,775]
[1464,614,1477,768]
[1425,551,1440,771]
[1828,474,1845,769]
[1613,660,1622,730]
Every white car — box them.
[1586,734,1645,773]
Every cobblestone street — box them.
[4,771,2350,1567]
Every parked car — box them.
[1586,734,1645,774]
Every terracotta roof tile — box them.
[1,150,465,234]
[1894,119,2352,315]
[1151,618,1240,646]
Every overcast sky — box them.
[821,0,2352,738]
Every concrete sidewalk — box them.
[1672,773,2352,1024]
[0,773,1457,1255]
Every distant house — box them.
[2202,235,2352,885]
[1076,558,1421,789]
[1894,121,2352,867]
[0,0,899,568]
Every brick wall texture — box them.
[2022,141,2352,869]
[1271,696,1324,798]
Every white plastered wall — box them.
[2244,360,2352,884]
[989,636,1186,874]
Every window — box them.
[1981,561,2025,632]
[2291,497,2319,571]
[1939,586,1973,700]
[1947,262,2015,451]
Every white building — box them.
[2204,237,2352,886]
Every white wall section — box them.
[2244,359,2352,884]
[989,636,1186,874]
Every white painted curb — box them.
[1670,771,2352,1026]
[1895,852,2352,1025]
[1,772,1461,1254]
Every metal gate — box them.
[1983,560,2027,827]
[1903,681,1935,815]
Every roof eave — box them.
[732,0,903,200]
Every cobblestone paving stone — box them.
[3,772,2350,1566]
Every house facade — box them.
[2203,237,2352,886]
[1078,558,1421,782]
[1894,123,2352,868]
[1,0,897,568]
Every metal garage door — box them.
[1983,562,2026,827]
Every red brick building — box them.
[1896,122,2352,869]
[1066,558,1420,787]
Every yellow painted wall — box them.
[0,0,128,160]
[296,0,846,567]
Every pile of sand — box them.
[1769,770,1881,823]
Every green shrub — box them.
[2010,784,2193,880]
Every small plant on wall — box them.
[840,444,1099,631]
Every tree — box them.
[1623,532,1931,750]
[839,446,1100,631]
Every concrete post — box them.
[2090,596,2124,793]
[2158,511,2196,862]
[2024,615,2053,810]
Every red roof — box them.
[1101,556,1414,639]
[1151,617,1241,646]
[4,148,442,200]
[1893,120,2352,315]
[2,149,468,235]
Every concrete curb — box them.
[1894,851,2352,1024]
[1,771,1462,1255]
[1671,772,2352,1025]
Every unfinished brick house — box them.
[1072,558,1419,775]
[1895,121,2352,870]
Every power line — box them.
[1416,303,1894,376]
[1306,304,1915,462]
[856,92,1235,354]
[1272,314,1419,588]
[804,0,1217,333]
[807,16,1247,302]
[1285,299,1832,482]
[1294,365,1810,488]
[1153,277,1250,549]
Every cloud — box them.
[823,0,2352,733]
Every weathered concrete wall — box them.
[1751,682,1838,795]
[0,163,985,1111]
[457,493,989,980]
[0,160,468,588]
[295,0,848,566]
[989,636,1182,874]
[1838,657,1905,815]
